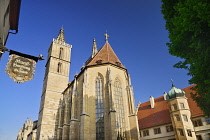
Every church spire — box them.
[91,38,98,58]
[57,27,65,42]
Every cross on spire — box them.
[104,32,109,43]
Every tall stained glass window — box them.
[114,78,125,139]
[95,76,104,140]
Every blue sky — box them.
[0,1,191,139]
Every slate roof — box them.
[137,85,204,129]
[86,42,125,68]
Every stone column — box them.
[62,98,70,140]
[79,69,91,140]
[57,102,64,140]
[69,79,80,140]
[108,110,117,140]
[107,68,117,139]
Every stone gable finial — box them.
[91,38,98,58]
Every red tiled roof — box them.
[86,42,125,68]
[137,96,171,129]
[182,85,204,117]
[137,85,204,129]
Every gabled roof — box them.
[137,96,171,129]
[137,85,204,129]
[86,42,125,68]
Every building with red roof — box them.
[137,85,210,140]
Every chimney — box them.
[150,96,155,108]
[163,92,167,100]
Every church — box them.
[17,29,210,140]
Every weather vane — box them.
[171,79,175,86]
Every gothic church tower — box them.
[36,28,72,140]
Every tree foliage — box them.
[161,0,210,116]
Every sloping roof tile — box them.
[182,85,204,117]
[86,42,125,68]
[137,96,171,129]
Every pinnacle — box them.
[57,28,65,42]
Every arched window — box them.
[95,75,104,139]
[59,48,63,59]
[114,78,125,139]
[57,62,62,73]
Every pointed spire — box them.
[104,32,109,43]
[91,38,98,58]
[57,27,65,42]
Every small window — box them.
[183,115,188,122]
[154,128,161,134]
[196,135,203,140]
[57,62,62,73]
[143,130,149,137]
[192,119,203,127]
[180,103,185,109]
[172,104,177,110]
[59,48,63,59]
[177,128,184,136]
[166,125,173,132]
[175,114,180,121]
[187,129,192,137]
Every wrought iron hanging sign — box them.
[5,50,40,83]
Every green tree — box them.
[161,0,210,116]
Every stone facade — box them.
[17,118,37,140]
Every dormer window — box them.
[96,60,102,64]
[116,62,121,66]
